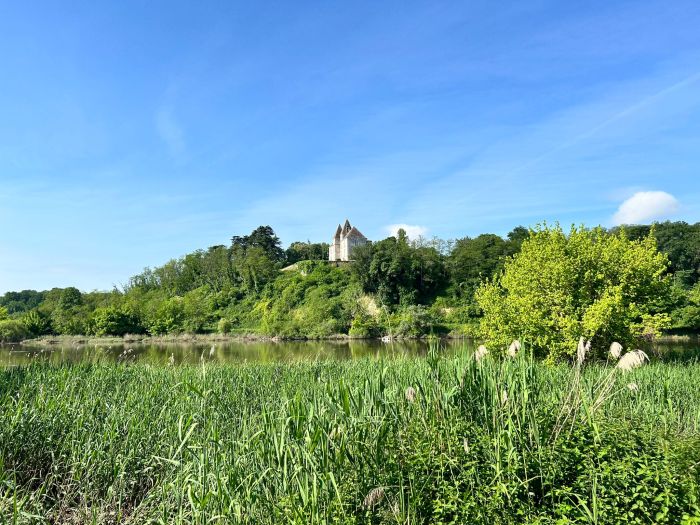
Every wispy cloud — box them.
[612,191,679,225]
[156,106,185,157]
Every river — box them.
[1,337,699,366]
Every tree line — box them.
[1,221,699,346]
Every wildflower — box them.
[627,382,639,392]
[507,340,521,358]
[329,426,342,440]
[404,386,416,403]
[209,345,215,357]
[474,345,488,362]
[168,353,175,366]
[609,342,623,360]
[463,436,469,453]
[362,487,385,509]
[616,350,649,372]
[501,389,508,404]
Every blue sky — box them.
[2,0,700,293]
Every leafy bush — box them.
[90,306,144,336]
[217,318,232,334]
[348,311,381,338]
[21,310,52,336]
[147,297,186,335]
[477,225,672,359]
[0,319,30,342]
[389,305,435,337]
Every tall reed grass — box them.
[1,344,699,523]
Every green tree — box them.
[616,221,700,287]
[671,282,700,331]
[0,290,45,314]
[285,241,330,264]
[0,320,30,343]
[233,246,278,294]
[231,225,285,264]
[147,297,186,335]
[448,227,528,299]
[476,225,671,360]
[22,310,52,336]
[352,230,446,307]
[448,234,509,298]
[59,287,83,309]
[90,306,144,336]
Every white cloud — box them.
[156,106,185,157]
[385,223,428,239]
[612,191,679,225]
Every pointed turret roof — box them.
[334,224,342,239]
[342,219,352,235]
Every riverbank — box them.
[18,330,696,349]
[2,351,699,523]
[18,331,467,348]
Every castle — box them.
[329,219,368,261]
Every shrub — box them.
[348,312,381,338]
[0,319,30,343]
[21,310,52,336]
[217,318,233,334]
[476,225,672,360]
[147,297,186,335]
[389,305,434,337]
[90,306,144,336]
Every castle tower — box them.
[328,219,368,261]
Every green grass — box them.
[2,347,700,524]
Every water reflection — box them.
[0,339,474,366]
[1,337,698,367]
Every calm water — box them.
[1,338,699,367]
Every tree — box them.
[59,287,83,309]
[352,230,446,307]
[448,234,510,298]
[200,245,236,291]
[232,226,285,264]
[0,290,45,314]
[447,227,528,299]
[476,225,672,360]
[22,310,52,336]
[233,246,278,294]
[614,221,700,287]
[0,320,29,343]
[90,306,144,336]
[285,241,330,264]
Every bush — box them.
[0,319,30,343]
[348,312,381,338]
[389,305,435,337]
[217,318,233,334]
[90,306,144,336]
[476,225,672,360]
[147,297,186,335]
[22,310,52,336]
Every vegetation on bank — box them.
[2,222,699,353]
[2,345,700,523]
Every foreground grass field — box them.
[2,348,700,524]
